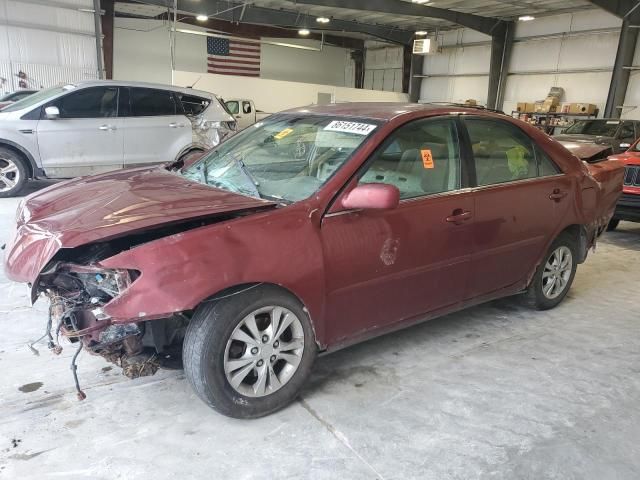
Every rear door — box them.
[462,116,573,299]
[321,116,474,344]
[36,86,123,177]
[121,87,192,167]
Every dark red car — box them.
[3,104,624,418]
[606,137,640,230]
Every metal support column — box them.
[409,53,424,103]
[487,21,514,110]
[93,0,104,79]
[605,19,638,118]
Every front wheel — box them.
[0,148,28,198]
[183,285,317,418]
[525,233,578,310]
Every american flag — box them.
[207,35,261,77]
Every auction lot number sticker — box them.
[324,120,377,135]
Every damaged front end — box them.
[36,261,186,399]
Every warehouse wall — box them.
[622,35,640,120]
[113,18,355,88]
[174,70,408,114]
[419,9,622,117]
[364,41,404,93]
[0,0,98,94]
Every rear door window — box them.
[464,118,560,186]
[130,88,177,117]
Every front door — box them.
[36,86,123,178]
[321,117,474,345]
[121,87,192,167]
[462,116,573,298]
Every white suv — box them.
[0,80,236,197]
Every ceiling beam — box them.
[137,0,414,44]
[587,0,640,21]
[292,0,507,36]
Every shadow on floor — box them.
[19,179,60,196]
[600,221,640,251]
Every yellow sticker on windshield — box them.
[274,128,294,140]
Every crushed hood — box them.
[4,167,275,283]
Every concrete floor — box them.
[1,182,640,479]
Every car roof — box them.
[279,102,498,121]
[66,79,215,99]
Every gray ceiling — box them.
[116,0,597,36]
[250,0,595,30]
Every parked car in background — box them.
[0,80,236,197]
[554,119,640,162]
[0,89,38,109]
[606,138,640,230]
[225,98,270,130]
[4,104,624,418]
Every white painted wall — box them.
[419,9,623,117]
[364,42,404,93]
[113,18,355,87]
[0,0,98,93]
[622,35,640,119]
[173,70,408,114]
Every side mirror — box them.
[341,183,400,210]
[620,142,631,150]
[44,106,60,119]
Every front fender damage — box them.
[29,210,264,400]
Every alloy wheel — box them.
[0,158,19,193]
[223,306,305,398]
[542,246,573,300]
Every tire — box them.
[183,285,317,418]
[0,147,28,198]
[524,232,578,311]
[606,218,620,232]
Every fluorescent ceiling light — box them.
[518,15,535,21]
[196,14,208,22]
[298,28,311,36]
[412,0,430,4]
[316,17,330,23]
[415,30,428,36]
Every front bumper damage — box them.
[34,262,185,399]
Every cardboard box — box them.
[560,103,571,114]
[569,103,597,115]
[465,99,478,106]
[544,96,560,106]
[517,102,536,113]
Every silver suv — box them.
[0,80,236,197]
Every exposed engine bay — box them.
[34,260,189,399]
[25,212,264,400]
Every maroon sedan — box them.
[3,104,624,418]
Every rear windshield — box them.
[564,120,619,137]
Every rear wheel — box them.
[606,218,620,232]
[0,148,28,198]
[183,285,316,418]
[525,233,577,310]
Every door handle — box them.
[445,209,473,225]
[169,122,185,128]
[99,124,116,131]
[549,189,568,202]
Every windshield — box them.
[181,115,379,202]
[563,120,619,137]
[1,85,70,112]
